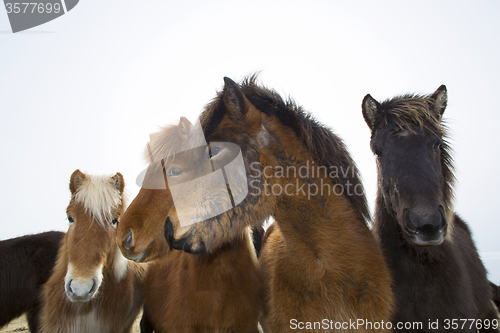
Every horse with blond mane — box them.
[40,170,145,333]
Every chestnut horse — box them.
[40,170,145,333]
[362,86,500,332]
[162,76,394,332]
[0,231,64,332]
[116,117,261,333]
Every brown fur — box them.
[164,77,394,332]
[116,119,262,332]
[40,170,145,333]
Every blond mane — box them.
[73,175,123,226]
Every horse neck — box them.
[265,148,367,256]
[105,243,129,283]
[194,229,257,264]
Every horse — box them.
[362,85,500,332]
[162,76,394,332]
[115,117,262,333]
[40,170,145,333]
[0,231,64,332]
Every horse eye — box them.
[167,166,182,177]
[433,141,442,149]
[374,149,382,157]
[209,145,222,158]
[67,216,74,224]
[111,217,119,226]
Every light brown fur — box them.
[40,170,145,333]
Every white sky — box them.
[1,0,499,282]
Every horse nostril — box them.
[125,229,133,250]
[403,209,417,234]
[89,278,97,295]
[67,279,74,295]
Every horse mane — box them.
[73,175,124,226]
[201,75,370,223]
[377,94,456,216]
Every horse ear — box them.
[177,116,192,139]
[111,172,125,195]
[69,169,86,195]
[222,77,248,120]
[430,84,447,117]
[362,94,381,131]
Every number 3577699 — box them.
[5,2,61,14]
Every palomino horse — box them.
[116,117,261,333]
[362,86,500,332]
[0,231,64,332]
[40,170,145,333]
[163,76,394,332]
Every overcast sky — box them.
[1,0,499,282]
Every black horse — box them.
[0,231,64,332]
[362,85,499,332]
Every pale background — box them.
[1,0,499,283]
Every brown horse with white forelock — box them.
[115,117,261,333]
[40,170,145,333]
[162,76,394,332]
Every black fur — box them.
[364,88,499,332]
[139,308,154,333]
[250,226,265,257]
[0,231,64,332]
[492,282,500,311]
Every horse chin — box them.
[404,227,446,246]
[164,217,207,254]
[122,241,156,263]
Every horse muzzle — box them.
[403,207,447,246]
[65,276,99,302]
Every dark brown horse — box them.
[40,170,145,333]
[363,86,500,332]
[0,231,64,332]
[163,76,394,332]
[116,117,262,333]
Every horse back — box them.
[0,231,64,329]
